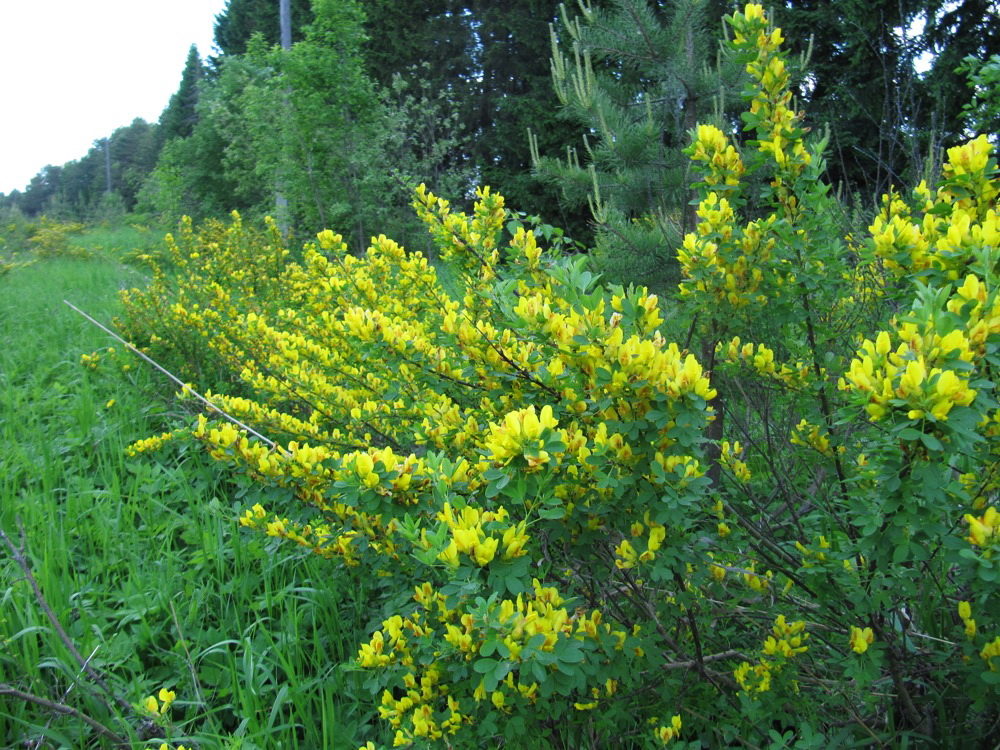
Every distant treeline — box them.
[2,0,997,258]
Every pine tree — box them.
[532,0,740,291]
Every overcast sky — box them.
[0,0,228,195]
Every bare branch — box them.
[0,684,128,747]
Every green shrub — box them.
[121,5,1000,747]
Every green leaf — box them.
[474,657,499,674]
[504,574,526,595]
[557,643,586,664]
[919,432,943,452]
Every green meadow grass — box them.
[66,223,166,261]
[0,253,382,749]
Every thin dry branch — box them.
[0,521,132,716]
[63,299,287,456]
[0,684,128,747]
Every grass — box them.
[66,223,167,265]
[0,249,383,748]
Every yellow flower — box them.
[965,506,999,549]
[849,626,874,654]
[655,714,682,743]
[473,679,487,702]
[982,636,1000,670]
[965,618,977,639]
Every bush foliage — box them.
[117,6,1000,747]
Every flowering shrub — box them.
[27,217,89,258]
[118,4,1000,746]
[116,211,291,391]
[0,246,32,277]
[1,216,46,275]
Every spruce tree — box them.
[159,45,204,144]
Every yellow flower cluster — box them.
[678,192,775,308]
[794,535,831,569]
[433,502,528,567]
[734,5,811,182]
[126,430,178,456]
[483,404,566,469]
[840,320,977,423]
[717,337,816,388]
[946,274,1000,358]
[790,419,836,457]
[734,615,808,694]
[941,135,999,212]
[654,714,683,744]
[740,561,773,593]
[237,501,348,561]
[142,687,176,717]
[958,601,977,639]
[982,636,1000,671]
[413,184,507,284]
[358,579,620,747]
[870,136,998,278]
[615,515,668,569]
[719,440,751,483]
[679,4,829,333]
[688,124,744,189]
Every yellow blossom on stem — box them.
[654,715,683,744]
[849,626,874,655]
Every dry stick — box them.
[0,685,127,747]
[63,300,287,457]
[0,523,133,716]
[31,645,102,750]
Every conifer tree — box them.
[360,1,598,236]
[921,0,1000,145]
[776,0,927,199]
[532,0,740,291]
[213,0,314,59]
[159,45,205,144]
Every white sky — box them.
[0,0,228,195]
